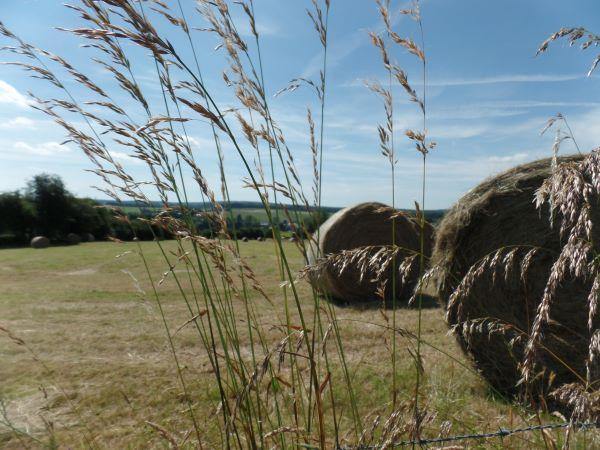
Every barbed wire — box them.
[344,421,600,449]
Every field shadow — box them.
[324,293,439,310]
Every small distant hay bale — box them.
[256,236,264,242]
[30,236,50,249]
[66,233,81,245]
[307,202,434,303]
[432,155,594,401]
[82,233,95,242]
[241,237,249,242]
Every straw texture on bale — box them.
[30,236,50,249]
[66,233,81,245]
[433,155,595,401]
[82,233,95,242]
[308,202,434,303]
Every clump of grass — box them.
[1,0,352,447]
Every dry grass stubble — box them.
[2,241,597,448]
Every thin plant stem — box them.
[413,10,427,442]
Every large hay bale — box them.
[308,202,434,303]
[66,233,81,245]
[432,155,595,401]
[82,233,95,242]
[30,236,50,249]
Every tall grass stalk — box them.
[369,0,398,409]
[369,0,433,430]
[414,5,429,434]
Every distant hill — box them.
[97,199,341,214]
[96,200,446,223]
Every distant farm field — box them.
[112,204,323,224]
[0,241,596,448]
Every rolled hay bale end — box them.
[432,155,596,403]
[256,236,263,242]
[30,236,50,249]
[307,202,434,304]
[241,237,249,242]
[66,233,81,245]
[82,233,95,242]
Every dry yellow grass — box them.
[1,241,597,448]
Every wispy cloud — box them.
[427,73,583,87]
[431,124,492,140]
[0,80,31,108]
[0,116,37,129]
[110,150,143,165]
[487,152,529,164]
[475,100,600,109]
[234,17,280,38]
[302,33,362,79]
[302,5,407,78]
[345,73,584,88]
[12,141,70,156]
[563,107,600,152]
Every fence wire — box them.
[344,421,600,448]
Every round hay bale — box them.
[432,155,593,401]
[82,233,95,242]
[308,202,434,303]
[256,236,263,242]
[30,236,50,249]
[241,237,249,242]
[66,233,81,245]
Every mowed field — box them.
[0,241,597,448]
[117,206,316,224]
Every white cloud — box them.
[487,153,529,164]
[110,150,143,165]
[345,73,584,89]
[431,124,491,140]
[13,141,70,156]
[235,18,280,38]
[427,73,583,87]
[187,136,212,148]
[476,100,600,109]
[564,107,600,152]
[0,80,31,108]
[0,116,37,129]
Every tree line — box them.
[0,174,330,247]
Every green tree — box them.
[0,191,34,242]
[235,213,244,229]
[26,174,72,238]
[305,209,330,234]
[244,214,258,227]
[69,198,112,238]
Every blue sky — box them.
[1,0,600,208]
